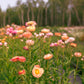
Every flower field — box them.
[0,21,84,84]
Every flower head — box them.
[26,26,36,32]
[55,32,61,36]
[26,40,34,46]
[18,70,25,75]
[32,65,44,78]
[70,43,77,47]
[74,52,82,57]
[41,28,50,33]
[23,32,32,38]
[10,56,26,62]
[44,54,53,60]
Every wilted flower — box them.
[32,65,44,78]
[70,43,77,47]
[44,54,53,60]
[41,28,50,33]
[55,32,61,36]
[74,52,82,57]
[23,32,32,38]
[18,70,25,75]
[26,40,34,46]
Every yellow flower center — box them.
[35,69,40,74]
[1,40,5,43]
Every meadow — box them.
[0,21,84,84]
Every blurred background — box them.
[0,0,84,27]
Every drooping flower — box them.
[18,70,26,75]
[74,52,82,57]
[41,28,50,33]
[44,54,53,60]
[32,65,44,78]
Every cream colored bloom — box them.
[44,54,53,60]
[26,26,36,32]
[41,28,50,33]
[26,40,34,46]
[32,66,44,78]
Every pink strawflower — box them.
[0,42,2,46]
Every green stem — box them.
[73,58,79,84]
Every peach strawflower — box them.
[18,70,25,75]
[70,43,77,47]
[41,28,50,33]
[23,32,32,38]
[44,54,53,60]
[32,65,44,78]
[61,35,69,41]
[25,21,37,26]
[74,52,82,57]
[55,32,61,36]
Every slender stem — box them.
[61,46,65,84]
[73,58,79,84]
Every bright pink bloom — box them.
[18,56,26,62]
